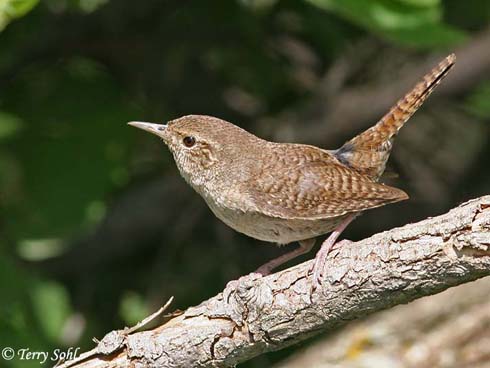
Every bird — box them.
[128,54,455,290]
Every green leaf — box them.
[306,0,467,48]
[0,0,39,31]
[398,0,440,6]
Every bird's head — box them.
[128,115,256,187]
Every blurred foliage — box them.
[0,0,38,30]
[307,0,467,47]
[467,81,490,118]
[0,0,489,367]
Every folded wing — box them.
[247,145,408,220]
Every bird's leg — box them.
[310,213,357,291]
[255,238,316,276]
[227,241,314,302]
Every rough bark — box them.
[57,195,490,368]
[275,276,490,368]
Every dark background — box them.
[1,0,489,367]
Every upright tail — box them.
[335,53,456,180]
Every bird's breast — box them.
[199,187,345,244]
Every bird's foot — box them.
[255,264,273,276]
[255,239,316,276]
[309,239,352,294]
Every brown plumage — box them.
[248,144,407,220]
[336,54,456,180]
[128,54,455,290]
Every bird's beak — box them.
[127,121,168,139]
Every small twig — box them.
[55,297,175,368]
[126,296,174,334]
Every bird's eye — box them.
[183,136,196,147]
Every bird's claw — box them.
[308,239,353,297]
[309,253,326,295]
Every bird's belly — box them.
[205,197,347,244]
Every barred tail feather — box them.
[335,54,456,180]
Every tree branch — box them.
[275,277,490,367]
[58,195,490,368]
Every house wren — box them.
[128,54,455,289]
